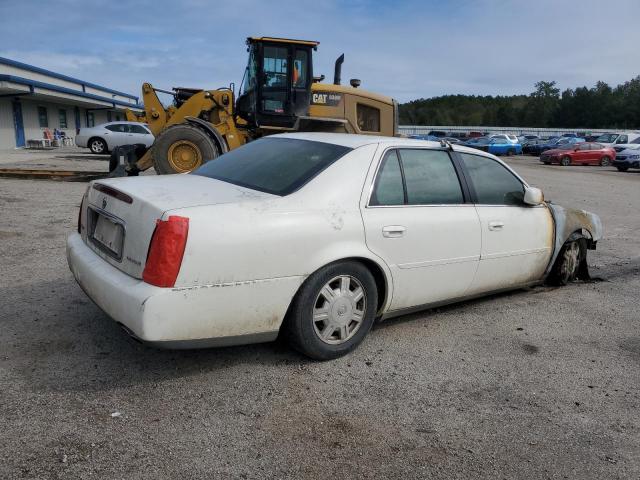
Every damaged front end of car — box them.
[545,203,603,282]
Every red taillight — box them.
[77,193,86,234]
[142,216,189,288]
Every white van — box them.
[595,132,640,149]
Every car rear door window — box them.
[399,149,463,205]
[370,150,404,206]
[370,149,464,206]
[459,153,524,205]
[128,124,149,134]
[105,124,126,132]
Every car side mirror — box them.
[523,186,544,206]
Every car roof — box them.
[277,132,448,149]
[275,132,512,161]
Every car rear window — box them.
[192,138,352,196]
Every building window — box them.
[87,111,95,127]
[58,109,68,129]
[38,106,48,128]
[357,104,380,132]
[115,113,121,121]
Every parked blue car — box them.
[465,137,522,156]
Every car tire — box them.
[616,166,629,172]
[507,148,515,156]
[152,123,219,175]
[560,156,571,166]
[543,161,551,165]
[283,261,378,360]
[109,150,119,173]
[548,237,587,286]
[89,137,107,154]
[600,156,611,167]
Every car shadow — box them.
[2,277,308,394]
[372,287,533,331]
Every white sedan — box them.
[75,121,154,154]
[67,133,602,360]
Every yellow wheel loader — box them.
[120,37,399,175]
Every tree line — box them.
[399,77,640,130]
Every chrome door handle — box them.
[382,225,406,238]
[488,221,504,231]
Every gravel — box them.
[0,155,638,479]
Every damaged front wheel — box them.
[549,237,588,285]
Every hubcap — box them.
[312,275,366,345]
[167,140,202,172]
[92,140,104,152]
[561,241,580,280]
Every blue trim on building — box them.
[0,74,143,110]
[0,56,139,101]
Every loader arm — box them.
[131,86,246,173]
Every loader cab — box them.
[236,37,317,130]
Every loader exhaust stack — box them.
[334,54,344,85]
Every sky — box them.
[1,0,639,103]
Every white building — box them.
[0,56,143,150]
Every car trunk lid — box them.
[82,174,274,279]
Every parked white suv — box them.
[595,132,640,149]
[76,121,154,154]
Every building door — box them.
[75,107,81,134]
[12,99,25,147]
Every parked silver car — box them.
[75,121,154,154]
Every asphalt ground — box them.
[0,153,638,479]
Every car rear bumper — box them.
[75,135,88,148]
[67,233,295,348]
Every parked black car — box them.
[522,138,550,154]
[526,137,581,155]
[427,130,447,138]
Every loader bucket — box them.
[108,144,148,177]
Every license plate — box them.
[92,213,124,258]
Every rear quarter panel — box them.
[162,143,391,333]
[170,143,389,288]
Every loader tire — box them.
[152,123,220,175]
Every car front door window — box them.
[459,152,553,293]
[459,153,524,205]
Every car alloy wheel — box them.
[312,275,366,345]
[90,139,106,154]
[600,156,611,167]
[283,261,377,360]
[560,156,571,166]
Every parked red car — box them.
[540,142,616,166]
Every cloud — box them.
[0,51,104,71]
[0,0,638,101]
